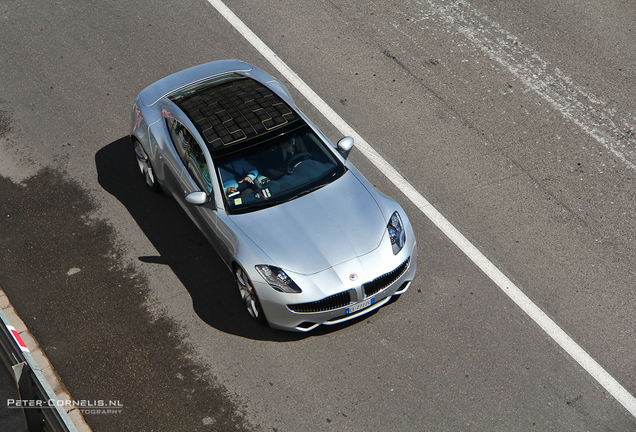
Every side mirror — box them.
[337,136,354,159]
[185,191,212,207]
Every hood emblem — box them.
[349,273,358,281]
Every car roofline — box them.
[139,59,253,107]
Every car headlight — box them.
[387,211,406,255]
[255,265,302,293]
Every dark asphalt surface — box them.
[0,166,251,431]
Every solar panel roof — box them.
[171,75,300,150]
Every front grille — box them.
[288,290,352,313]
[363,258,410,297]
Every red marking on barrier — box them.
[8,326,29,352]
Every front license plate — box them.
[346,298,375,314]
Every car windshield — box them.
[213,125,346,214]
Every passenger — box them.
[219,157,258,197]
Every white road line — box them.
[205,0,636,418]
[423,0,636,171]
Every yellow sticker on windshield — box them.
[234,198,242,205]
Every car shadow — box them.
[95,137,375,341]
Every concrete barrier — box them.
[0,291,81,432]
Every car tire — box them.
[235,265,267,325]
[133,139,162,193]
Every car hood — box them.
[230,172,387,275]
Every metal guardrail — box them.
[0,306,78,432]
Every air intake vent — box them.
[363,258,410,297]
[288,290,352,313]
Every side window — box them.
[187,141,213,193]
[166,117,189,166]
[166,118,213,193]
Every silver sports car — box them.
[130,60,417,332]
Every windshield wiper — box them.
[230,196,285,213]
[288,183,327,201]
[231,181,332,213]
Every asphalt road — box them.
[1,0,635,431]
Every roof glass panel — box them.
[171,75,300,149]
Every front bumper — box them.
[257,242,417,332]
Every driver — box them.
[281,135,297,161]
[263,134,307,179]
